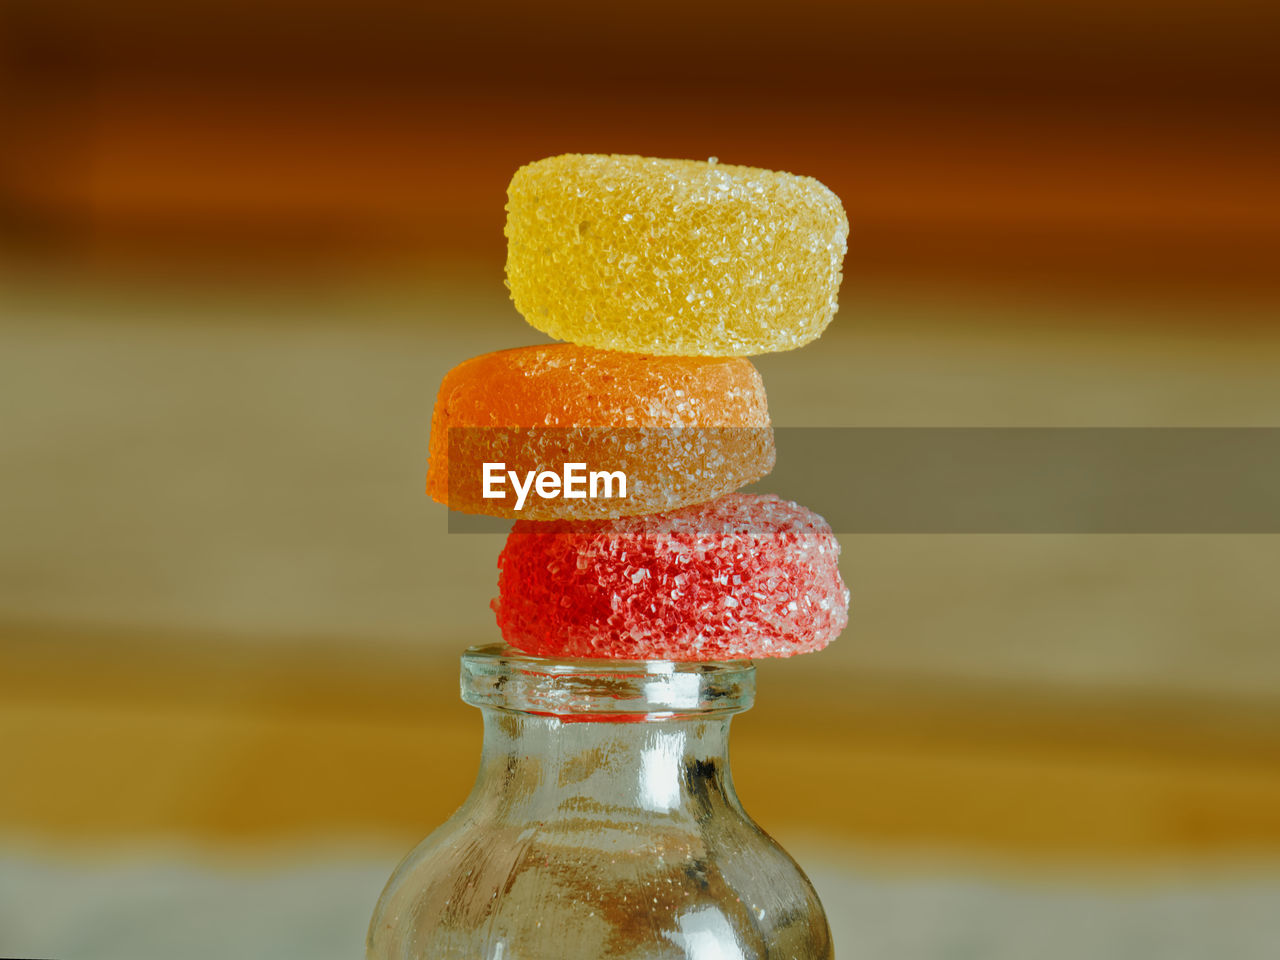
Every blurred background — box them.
[2,0,1279,956]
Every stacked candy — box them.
[427,154,850,660]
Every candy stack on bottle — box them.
[427,153,850,661]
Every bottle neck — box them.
[474,709,737,816]
[458,645,754,819]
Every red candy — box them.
[492,493,849,661]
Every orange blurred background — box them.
[4,0,1278,295]
[2,1,1279,956]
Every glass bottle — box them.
[367,644,832,960]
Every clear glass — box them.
[367,644,833,960]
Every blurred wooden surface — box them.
[3,294,1278,694]
[4,624,1279,859]
[3,282,1279,863]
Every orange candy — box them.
[426,345,774,519]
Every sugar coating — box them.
[492,493,849,660]
[427,345,775,519]
[505,154,849,357]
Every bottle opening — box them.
[460,644,755,720]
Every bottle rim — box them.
[460,644,755,720]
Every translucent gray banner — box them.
[444,428,1280,533]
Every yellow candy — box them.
[505,154,848,357]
